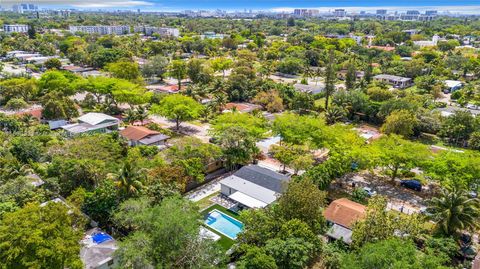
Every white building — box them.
[62,113,120,136]
[414,35,443,47]
[444,80,463,93]
[3,24,29,33]
[220,165,290,208]
[334,9,347,17]
[69,25,131,35]
[373,74,413,89]
[133,26,179,37]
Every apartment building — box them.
[69,25,131,35]
[3,24,29,33]
[133,26,180,37]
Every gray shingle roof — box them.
[234,165,289,193]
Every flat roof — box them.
[221,175,279,205]
[229,191,268,208]
[374,74,411,82]
[62,121,117,134]
[81,228,117,269]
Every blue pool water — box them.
[204,209,243,239]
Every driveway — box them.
[338,172,427,215]
[150,115,211,143]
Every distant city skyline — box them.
[1,0,480,14]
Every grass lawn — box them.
[195,191,219,210]
[200,204,240,250]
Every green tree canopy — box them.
[381,109,419,137]
[113,197,221,268]
[210,112,268,140]
[368,134,430,180]
[0,203,83,269]
[151,94,203,130]
[341,238,450,269]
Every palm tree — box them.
[213,93,227,113]
[135,106,149,125]
[303,65,314,83]
[20,114,37,135]
[110,162,145,198]
[313,67,323,86]
[123,109,138,125]
[428,188,480,235]
[325,106,346,125]
[1,158,33,179]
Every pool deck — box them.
[205,209,243,240]
[200,204,240,250]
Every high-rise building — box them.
[406,10,420,15]
[402,10,420,21]
[293,9,318,17]
[376,9,387,15]
[334,9,347,17]
[293,9,307,16]
[12,5,24,13]
[425,10,438,16]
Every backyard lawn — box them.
[200,204,240,250]
[195,191,218,210]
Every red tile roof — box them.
[324,198,366,228]
[120,126,160,141]
[15,107,43,120]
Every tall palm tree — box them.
[110,162,145,198]
[135,106,149,125]
[428,188,480,235]
[313,68,323,86]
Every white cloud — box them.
[1,0,154,8]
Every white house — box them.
[62,113,119,136]
[444,80,463,93]
[373,74,413,89]
[220,165,290,208]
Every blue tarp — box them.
[92,233,112,244]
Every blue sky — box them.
[2,0,480,13]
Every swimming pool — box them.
[204,209,243,239]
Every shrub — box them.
[5,98,28,111]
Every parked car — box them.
[363,187,377,197]
[400,180,422,191]
[466,104,479,110]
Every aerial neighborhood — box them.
[1,3,480,269]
